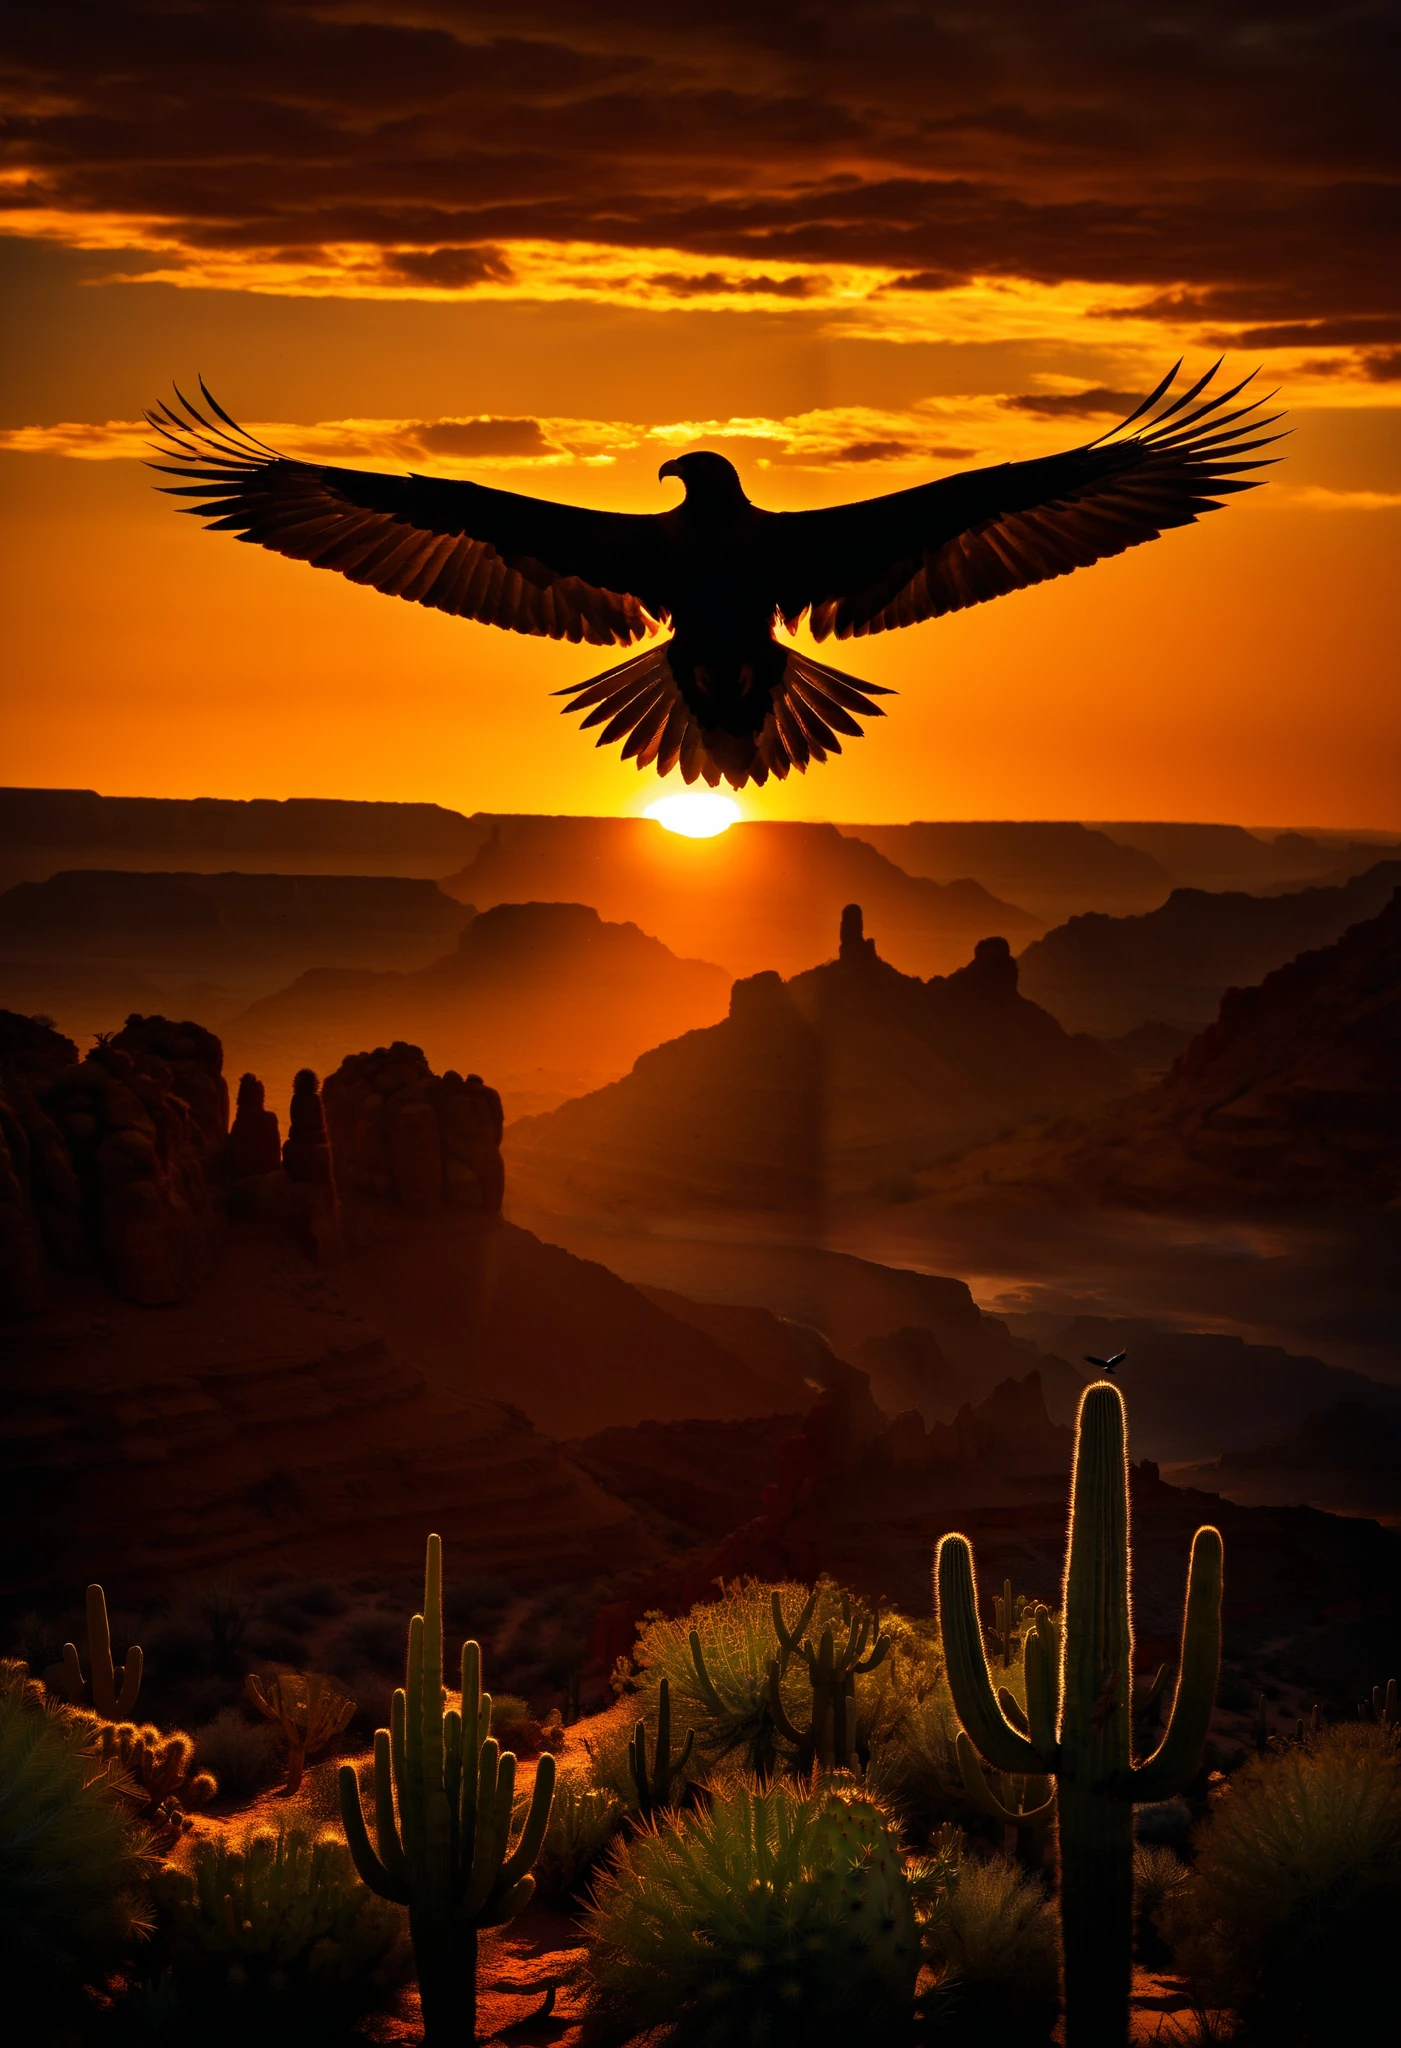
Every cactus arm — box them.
[688,1629,729,1716]
[501,1753,556,1888]
[771,1589,818,1669]
[767,1659,807,1747]
[339,1758,411,1903]
[853,1633,891,1675]
[60,1640,86,1704]
[1024,1623,1060,1760]
[367,1729,408,1888]
[997,1686,1030,1735]
[936,1535,1047,1775]
[1129,1525,1223,1801]
[956,1732,1054,1826]
[117,1642,143,1717]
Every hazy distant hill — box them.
[441,814,1041,981]
[0,787,490,888]
[0,871,474,1045]
[1037,887,1401,1209]
[1017,860,1401,1035]
[1009,1314,1401,1461]
[1092,820,1399,895]
[846,821,1173,924]
[225,900,730,1117]
[1166,1402,1401,1524]
[506,908,1129,1217]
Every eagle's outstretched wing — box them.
[146,383,667,648]
[766,364,1284,640]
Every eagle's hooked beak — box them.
[658,457,682,482]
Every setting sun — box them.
[645,793,742,838]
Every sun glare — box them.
[646,792,742,838]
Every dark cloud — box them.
[831,439,911,462]
[1001,388,1141,419]
[1362,348,1401,381]
[414,416,557,457]
[0,1,1394,323]
[384,246,513,287]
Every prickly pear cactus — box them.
[807,1786,919,1988]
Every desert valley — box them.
[3,783,1399,2042]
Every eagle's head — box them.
[658,450,749,517]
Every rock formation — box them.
[1017,859,1401,1036]
[322,1042,505,1215]
[227,1072,282,1178]
[110,1013,230,1155]
[0,1009,219,1308]
[506,908,1130,1219]
[440,814,1041,981]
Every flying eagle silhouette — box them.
[148,365,1280,790]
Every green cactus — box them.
[337,1534,555,2046]
[1363,1677,1397,1731]
[60,1584,142,1720]
[766,1587,891,1773]
[628,1676,695,1821]
[937,1383,1222,2048]
[992,1578,1029,1667]
[686,1585,815,1778]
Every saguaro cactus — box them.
[60,1584,142,1719]
[338,1534,556,2046]
[767,1588,891,1773]
[628,1676,694,1822]
[937,1384,1222,2048]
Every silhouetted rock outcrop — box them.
[322,1043,505,1215]
[227,1072,282,1178]
[0,1009,220,1307]
[507,910,1130,1217]
[110,1012,229,1154]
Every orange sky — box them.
[2,3,1398,828]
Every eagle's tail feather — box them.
[554,640,894,790]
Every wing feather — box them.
[147,383,668,647]
[771,367,1284,640]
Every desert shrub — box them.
[918,1845,1060,2043]
[488,1690,543,1755]
[1134,1843,1190,1963]
[523,1770,624,1905]
[1163,1723,1401,2042]
[194,1706,280,1801]
[1135,1795,1194,1851]
[0,1660,154,2018]
[580,1777,920,2047]
[152,1823,410,2027]
[627,1577,880,1777]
